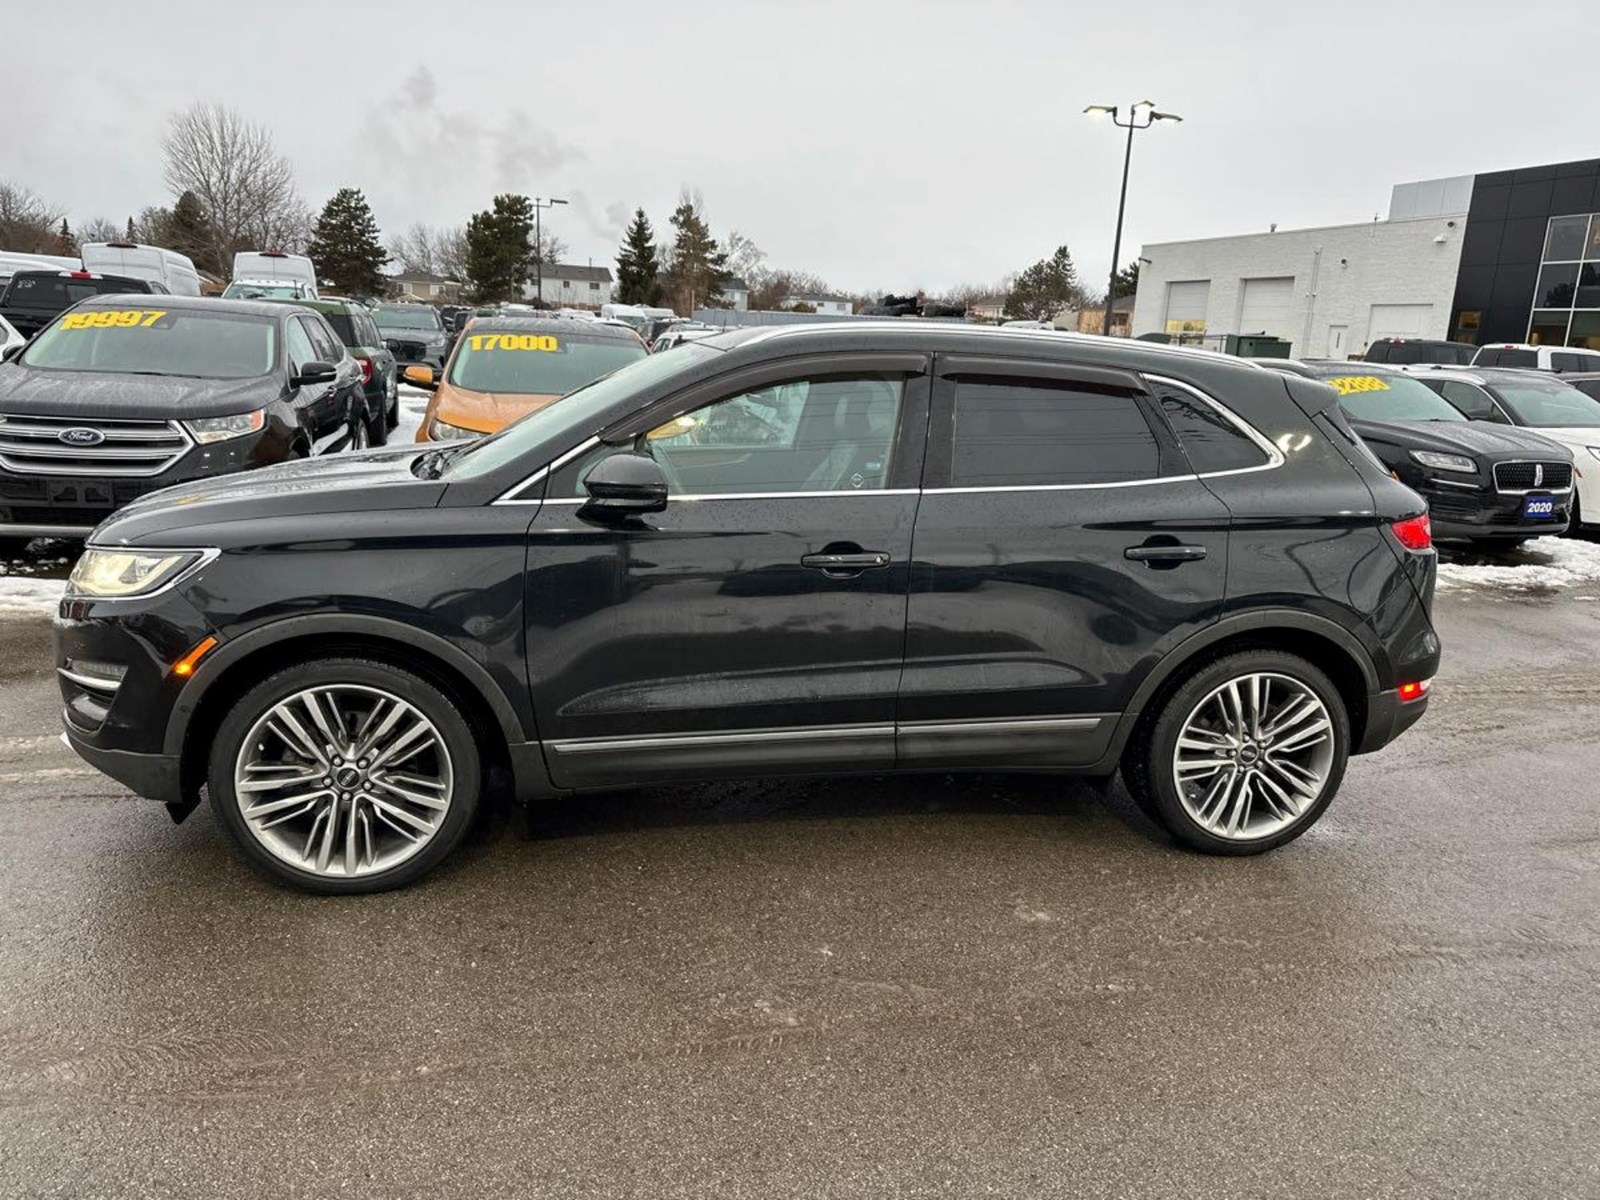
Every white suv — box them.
[1470,343,1600,373]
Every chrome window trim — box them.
[538,488,920,506]
[925,475,1198,495]
[493,435,601,505]
[1142,373,1286,476]
[897,716,1103,735]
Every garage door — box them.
[1368,303,1433,341]
[1164,280,1210,330]
[1238,277,1295,337]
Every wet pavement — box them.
[0,583,1597,1198]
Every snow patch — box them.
[1437,537,1600,592]
[0,577,66,617]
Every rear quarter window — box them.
[1478,348,1538,368]
[1153,385,1270,473]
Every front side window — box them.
[949,380,1160,487]
[20,307,277,380]
[1154,385,1269,473]
[1437,380,1502,422]
[304,316,343,363]
[286,318,317,373]
[623,374,905,495]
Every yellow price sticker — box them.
[1327,375,1391,396]
[60,309,168,330]
[467,333,559,352]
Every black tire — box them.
[1122,650,1350,856]
[364,396,388,447]
[384,372,400,430]
[207,658,482,894]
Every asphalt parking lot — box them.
[0,544,1593,1199]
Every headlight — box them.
[1410,450,1477,473]
[68,549,207,598]
[429,418,482,441]
[185,411,266,445]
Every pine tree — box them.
[1003,245,1083,322]
[614,208,662,305]
[661,197,728,315]
[55,218,76,256]
[168,191,218,274]
[464,194,536,303]
[125,216,137,241]
[305,188,388,296]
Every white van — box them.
[80,242,201,297]
[0,250,82,289]
[225,251,318,300]
[599,302,648,328]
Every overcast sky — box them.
[9,0,1596,295]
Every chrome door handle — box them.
[1124,544,1208,562]
[801,552,891,571]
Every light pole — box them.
[1084,101,1181,337]
[532,197,567,305]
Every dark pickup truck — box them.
[0,270,160,339]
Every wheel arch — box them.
[166,615,534,803]
[1101,611,1378,772]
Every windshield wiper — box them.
[412,445,467,480]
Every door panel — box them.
[898,359,1230,768]
[523,359,929,788]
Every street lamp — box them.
[1084,101,1182,337]
[532,197,567,304]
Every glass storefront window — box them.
[1534,263,1579,308]
[1545,215,1590,261]
[1577,264,1600,309]
[1568,312,1600,349]
[1529,310,1572,345]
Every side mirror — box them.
[580,452,668,518]
[404,364,437,389]
[293,360,337,386]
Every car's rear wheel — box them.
[363,395,388,447]
[385,371,399,430]
[207,659,481,893]
[1123,651,1350,855]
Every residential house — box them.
[392,271,462,303]
[1076,295,1136,337]
[721,276,750,312]
[524,263,613,309]
[786,293,853,316]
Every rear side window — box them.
[1153,385,1269,473]
[1551,352,1589,372]
[323,312,359,346]
[1478,348,1537,368]
[1571,379,1600,402]
[950,380,1160,487]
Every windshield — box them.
[20,307,278,380]
[1323,372,1466,422]
[444,340,721,480]
[224,282,304,300]
[447,331,646,396]
[375,306,442,332]
[1491,379,1600,428]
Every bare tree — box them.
[162,103,301,276]
[721,229,769,288]
[0,182,65,253]
[749,268,831,312]
[389,223,473,281]
[76,217,123,245]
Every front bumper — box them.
[1421,481,1570,541]
[62,728,181,804]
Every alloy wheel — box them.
[1171,671,1335,840]
[233,684,455,879]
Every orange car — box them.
[407,316,647,441]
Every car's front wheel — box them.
[207,659,481,893]
[1123,650,1350,855]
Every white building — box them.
[1132,176,1472,359]
[523,263,613,308]
[787,293,853,316]
[722,276,750,312]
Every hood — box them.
[1512,425,1600,453]
[0,364,281,421]
[94,444,445,546]
[1349,417,1573,460]
[436,388,560,433]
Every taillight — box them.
[355,355,373,383]
[1397,679,1431,703]
[1391,513,1433,551]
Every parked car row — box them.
[1363,335,1600,372]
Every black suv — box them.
[372,303,449,369]
[0,269,159,338]
[56,327,1440,892]
[0,295,366,549]
[1361,337,1475,366]
[1263,361,1573,545]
